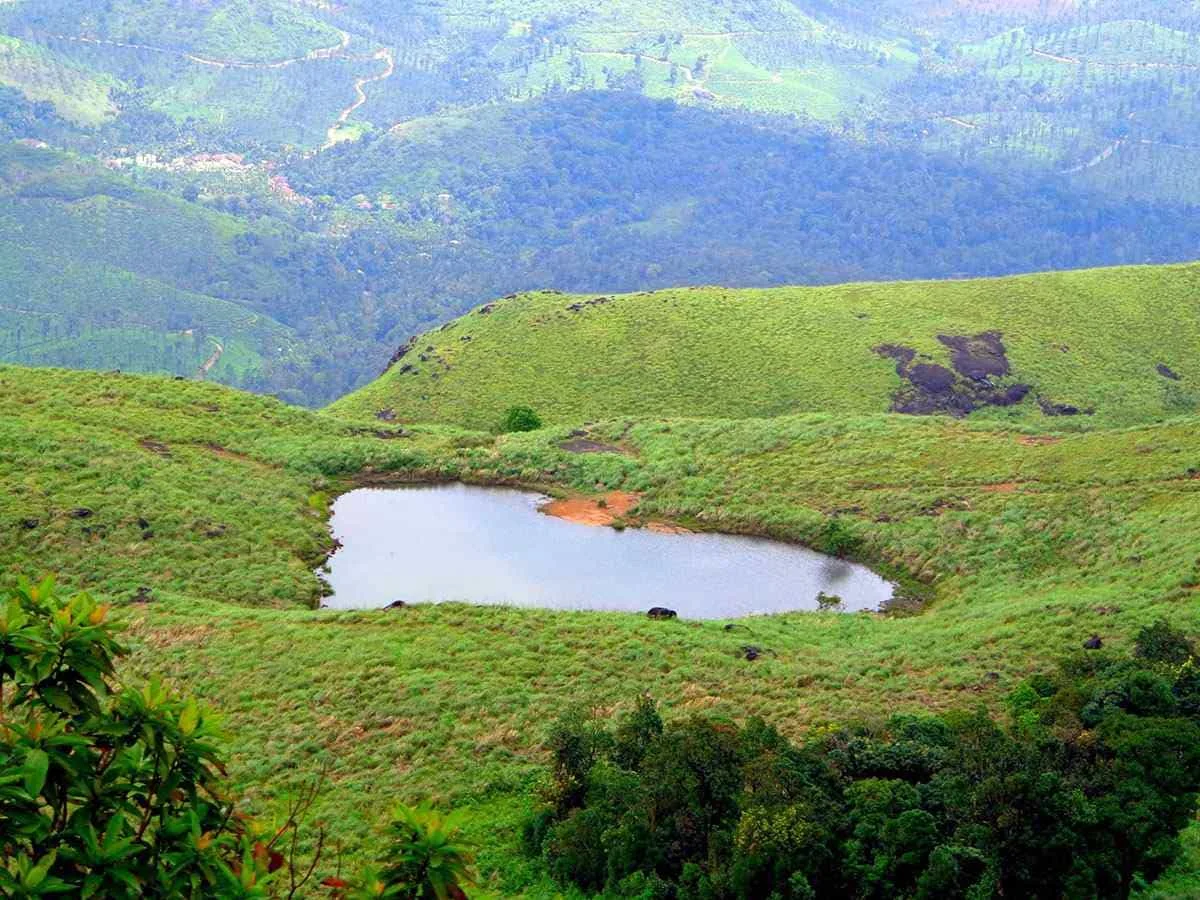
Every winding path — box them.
[324,48,396,149]
[47,29,351,70]
[197,339,224,379]
[45,28,396,151]
[1032,46,1200,72]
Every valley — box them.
[3,1,1200,403]
[2,256,1199,892]
[1,1,1199,895]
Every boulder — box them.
[1083,635,1103,650]
[647,607,677,620]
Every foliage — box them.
[375,804,476,900]
[0,575,323,897]
[499,406,542,434]
[1133,619,1196,666]
[5,2,1200,407]
[529,641,1200,898]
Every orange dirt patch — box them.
[540,491,642,526]
[1018,435,1062,446]
[982,482,1020,493]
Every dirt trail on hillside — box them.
[48,27,397,152]
[1061,138,1125,174]
[47,28,351,70]
[196,339,223,379]
[1032,46,1200,72]
[323,48,396,149]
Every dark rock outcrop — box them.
[1038,396,1093,417]
[647,607,677,620]
[382,336,417,374]
[875,333,1029,417]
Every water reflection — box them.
[322,484,894,618]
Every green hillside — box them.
[0,141,384,402]
[334,262,1200,430]
[2,361,1198,892]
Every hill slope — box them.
[333,261,1200,430]
[0,142,380,403]
[2,362,1199,892]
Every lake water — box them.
[322,484,894,618]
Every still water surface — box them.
[323,485,894,618]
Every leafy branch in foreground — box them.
[0,575,325,898]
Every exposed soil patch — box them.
[646,521,693,535]
[981,482,1020,493]
[138,438,171,458]
[540,491,641,526]
[1157,363,1182,381]
[202,443,279,472]
[559,437,630,455]
[875,332,1029,417]
[1018,435,1062,446]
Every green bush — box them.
[1134,619,1196,666]
[499,406,542,433]
[817,518,860,558]
[527,640,1200,899]
[0,576,318,897]
[373,803,476,899]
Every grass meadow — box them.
[2,363,1198,893]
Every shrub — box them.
[527,644,1200,899]
[1134,619,1196,666]
[814,592,843,612]
[817,518,860,558]
[376,803,476,899]
[0,576,321,897]
[498,405,542,433]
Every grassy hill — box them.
[334,262,1200,431]
[2,361,1198,893]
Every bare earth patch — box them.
[559,437,630,455]
[540,491,642,526]
[646,521,693,535]
[1018,435,1063,446]
[982,482,1020,493]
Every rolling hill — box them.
[334,261,1200,430]
[1,357,1198,892]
